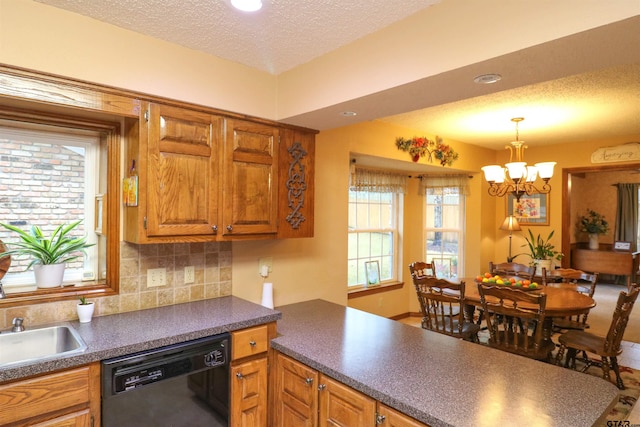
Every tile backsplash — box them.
[0,241,232,329]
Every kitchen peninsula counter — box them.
[271,299,618,427]
[0,296,280,382]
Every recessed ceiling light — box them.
[340,111,357,117]
[231,0,263,12]
[473,73,502,84]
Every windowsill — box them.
[347,281,404,299]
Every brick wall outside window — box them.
[0,139,87,271]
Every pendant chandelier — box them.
[481,118,556,201]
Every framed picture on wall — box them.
[506,192,549,225]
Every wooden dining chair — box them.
[409,261,436,279]
[550,269,599,331]
[477,283,556,361]
[555,285,640,389]
[410,274,480,342]
[488,261,534,280]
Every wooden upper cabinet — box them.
[145,103,221,237]
[124,101,315,244]
[222,119,279,236]
[124,102,222,243]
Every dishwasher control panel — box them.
[104,334,230,395]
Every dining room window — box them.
[348,165,406,287]
[422,175,469,280]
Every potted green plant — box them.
[578,209,609,250]
[522,229,563,276]
[77,296,95,323]
[0,220,94,288]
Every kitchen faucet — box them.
[11,317,24,332]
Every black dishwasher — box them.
[101,333,230,427]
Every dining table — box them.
[461,278,597,341]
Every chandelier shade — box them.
[481,118,555,201]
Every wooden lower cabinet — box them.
[229,323,274,427]
[0,362,100,427]
[231,357,268,427]
[377,403,428,427]
[273,352,427,427]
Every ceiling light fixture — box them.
[481,117,556,201]
[473,73,502,84]
[231,0,263,12]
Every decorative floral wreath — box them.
[395,136,459,166]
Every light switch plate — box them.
[147,268,166,288]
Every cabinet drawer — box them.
[0,366,92,425]
[232,325,268,360]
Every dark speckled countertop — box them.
[271,299,619,427]
[0,296,280,382]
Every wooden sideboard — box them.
[571,243,638,286]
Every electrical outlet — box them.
[258,257,273,276]
[184,266,195,284]
[147,268,166,288]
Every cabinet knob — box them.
[249,340,256,346]
[211,225,218,233]
[317,384,326,391]
[236,372,244,379]
[226,225,233,232]
[305,377,313,385]
[376,414,387,424]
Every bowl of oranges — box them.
[474,272,540,291]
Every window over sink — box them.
[0,106,120,305]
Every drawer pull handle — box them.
[249,340,257,346]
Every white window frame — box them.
[424,186,465,280]
[348,190,402,287]
[0,126,99,289]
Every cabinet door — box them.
[319,374,376,426]
[277,129,315,239]
[377,403,428,427]
[274,353,318,427]
[31,409,91,427]
[223,119,278,236]
[231,357,268,427]
[146,103,221,237]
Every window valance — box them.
[349,166,407,194]
[419,174,470,196]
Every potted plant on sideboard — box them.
[578,209,609,250]
[523,229,564,276]
[0,220,94,288]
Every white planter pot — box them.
[33,263,65,288]
[588,233,599,250]
[77,303,95,323]
[533,259,552,277]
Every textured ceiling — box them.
[34,0,640,156]
[34,0,440,74]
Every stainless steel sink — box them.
[0,325,87,367]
